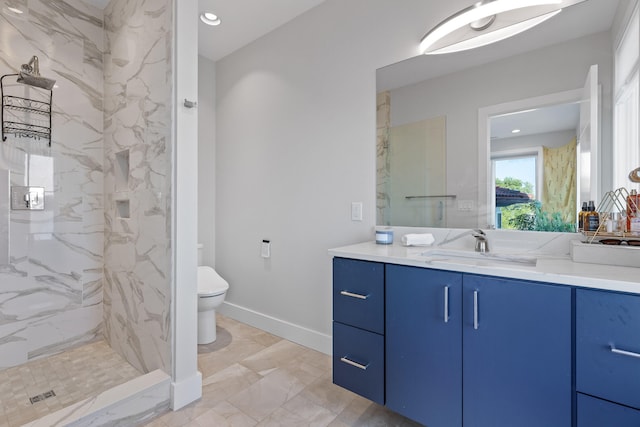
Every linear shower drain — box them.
[29,389,56,404]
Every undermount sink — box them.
[420,248,538,268]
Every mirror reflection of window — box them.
[493,155,537,230]
[490,104,579,232]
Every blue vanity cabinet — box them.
[576,288,640,423]
[577,393,640,427]
[332,257,574,426]
[332,258,385,404]
[462,275,572,427]
[386,265,463,427]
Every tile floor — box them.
[0,340,141,427]
[145,315,421,427]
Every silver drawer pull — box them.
[611,346,640,359]
[444,286,450,323]
[340,290,369,300]
[473,290,479,330]
[340,356,369,370]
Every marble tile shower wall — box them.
[0,0,105,368]
[103,0,173,374]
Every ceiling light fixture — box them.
[200,12,221,26]
[6,6,24,14]
[420,0,564,55]
[512,129,521,134]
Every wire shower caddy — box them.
[1,73,52,146]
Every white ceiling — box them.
[83,0,326,62]
[197,0,325,62]
[490,102,581,140]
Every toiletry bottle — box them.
[628,190,640,233]
[578,201,587,231]
[586,200,599,232]
[583,202,592,232]
[627,190,638,232]
[582,203,589,232]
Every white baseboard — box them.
[170,371,202,410]
[219,302,332,355]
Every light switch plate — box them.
[351,202,363,221]
[261,240,271,258]
[11,186,45,210]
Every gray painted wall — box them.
[211,0,618,351]
[198,56,216,269]
[215,0,427,348]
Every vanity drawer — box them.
[333,321,384,405]
[333,258,384,334]
[577,393,640,427]
[576,289,640,409]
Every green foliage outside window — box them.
[496,177,533,194]
[497,177,575,232]
[505,201,576,232]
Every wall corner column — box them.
[171,0,201,410]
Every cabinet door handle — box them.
[473,290,479,330]
[444,285,450,323]
[340,290,369,300]
[611,346,640,359]
[340,356,369,370]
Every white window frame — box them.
[613,2,640,192]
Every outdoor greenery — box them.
[505,200,576,232]
[497,177,576,232]
[496,177,533,194]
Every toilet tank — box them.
[197,243,203,266]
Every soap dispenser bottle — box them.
[578,201,587,231]
[586,201,599,232]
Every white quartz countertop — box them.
[329,241,640,295]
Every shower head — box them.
[16,56,55,90]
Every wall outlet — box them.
[457,200,474,211]
[351,202,363,221]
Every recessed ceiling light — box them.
[7,7,24,14]
[512,129,521,134]
[200,12,221,26]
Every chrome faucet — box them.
[472,229,489,253]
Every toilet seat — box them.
[198,266,229,296]
[198,266,229,297]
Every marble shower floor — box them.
[146,315,420,427]
[0,340,141,427]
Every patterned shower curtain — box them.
[542,138,577,223]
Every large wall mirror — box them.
[377,0,631,231]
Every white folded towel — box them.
[401,233,435,246]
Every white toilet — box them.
[197,245,229,344]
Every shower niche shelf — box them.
[116,199,130,219]
[115,149,130,192]
[1,74,52,145]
